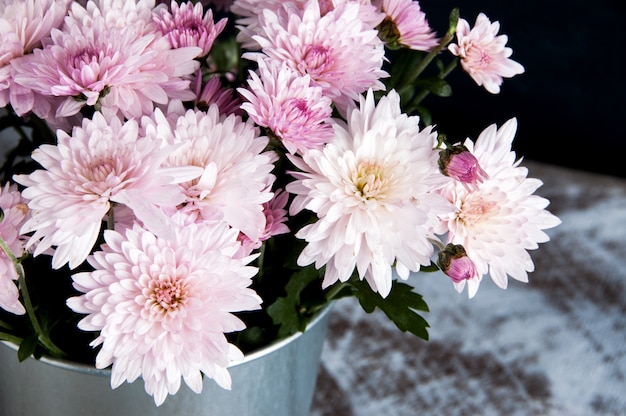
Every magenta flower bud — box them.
[438,145,489,190]
[437,244,478,283]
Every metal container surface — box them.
[0,306,331,416]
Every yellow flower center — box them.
[353,161,386,201]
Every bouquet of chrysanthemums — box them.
[0,0,560,406]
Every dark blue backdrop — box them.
[419,1,626,177]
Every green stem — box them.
[325,280,351,302]
[0,236,65,358]
[409,58,458,109]
[0,331,24,345]
[397,7,459,91]
[107,205,115,230]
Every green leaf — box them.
[17,333,38,362]
[419,262,441,273]
[352,279,430,340]
[415,78,452,97]
[388,49,425,89]
[266,266,322,338]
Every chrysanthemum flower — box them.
[439,118,561,298]
[245,0,388,113]
[0,183,29,315]
[237,188,290,256]
[142,105,276,243]
[286,89,453,297]
[194,74,243,116]
[10,1,200,121]
[375,0,438,51]
[0,0,71,113]
[153,0,228,58]
[233,0,384,50]
[66,221,262,406]
[238,58,334,154]
[13,111,201,270]
[448,13,525,94]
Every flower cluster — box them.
[0,0,560,406]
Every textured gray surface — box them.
[311,161,626,416]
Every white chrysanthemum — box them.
[142,105,276,243]
[66,221,262,406]
[440,118,561,298]
[13,112,201,269]
[287,89,453,297]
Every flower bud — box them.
[438,145,488,190]
[437,244,478,283]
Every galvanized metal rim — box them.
[1,303,332,377]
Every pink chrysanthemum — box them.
[0,183,29,315]
[375,0,438,51]
[0,0,71,113]
[238,58,334,154]
[194,74,243,116]
[66,221,262,406]
[153,0,227,58]
[286,89,453,297]
[237,188,290,255]
[13,111,201,270]
[233,0,384,50]
[448,13,524,94]
[439,118,561,298]
[244,0,388,113]
[142,105,276,243]
[10,1,200,121]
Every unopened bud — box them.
[438,145,488,190]
[437,244,477,283]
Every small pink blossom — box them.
[448,13,524,94]
[0,183,29,315]
[153,0,228,58]
[66,221,262,406]
[238,58,334,154]
[237,188,290,255]
[375,0,438,51]
[194,74,243,116]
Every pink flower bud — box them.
[438,145,489,190]
[437,244,478,283]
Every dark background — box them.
[419,1,626,178]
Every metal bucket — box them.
[0,306,331,416]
